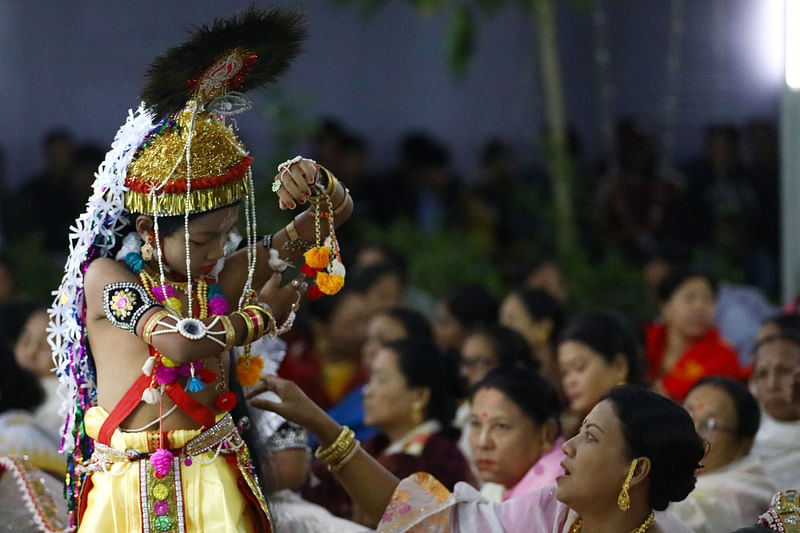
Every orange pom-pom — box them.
[316,272,345,295]
[304,246,331,269]
[236,355,264,386]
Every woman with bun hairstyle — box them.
[557,311,646,437]
[248,377,704,532]
[468,367,563,501]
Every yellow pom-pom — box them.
[304,246,331,269]
[316,272,345,295]
[165,297,182,314]
[161,355,179,368]
[236,355,264,387]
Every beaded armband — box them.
[103,282,159,334]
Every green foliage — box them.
[562,250,649,320]
[10,231,63,305]
[353,218,506,298]
[446,5,477,79]
[476,0,509,16]
[410,0,447,17]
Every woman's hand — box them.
[272,156,319,210]
[247,374,336,441]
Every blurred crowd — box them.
[0,113,796,533]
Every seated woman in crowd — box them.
[455,324,539,488]
[645,267,745,401]
[250,379,703,532]
[749,329,800,490]
[671,377,776,532]
[499,287,565,390]
[468,367,563,501]
[328,306,433,442]
[459,324,536,390]
[557,311,646,437]
[304,338,474,521]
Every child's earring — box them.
[141,233,154,261]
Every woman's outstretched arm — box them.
[248,375,399,526]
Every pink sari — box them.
[377,474,693,533]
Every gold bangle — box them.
[243,304,277,336]
[332,191,350,216]
[249,309,265,339]
[233,310,256,345]
[316,166,338,197]
[219,315,235,351]
[285,220,300,242]
[328,440,360,473]
[315,426,355,462]
[142,309,170,344]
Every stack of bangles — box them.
[314,425,360,473]
[141,305,276,349]
[233,304,278,345]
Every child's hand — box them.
[272,156,318,210]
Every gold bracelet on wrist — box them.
[316,166,338,197]
[243,304,277,336]
[332,190,350,216]
[248,309,265,340]
[219,315,235,351]
[315,426,355,462]
[233,310,256,345]
[328,440,360,473]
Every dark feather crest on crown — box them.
[141,6,307,119]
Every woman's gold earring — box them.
[410,400,424,427]
[617,458,639,512]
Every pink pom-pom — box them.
[151,285,176,302]
[150,448,173,478]
[208,295,228,316]
[155,365,179,385]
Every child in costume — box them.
[46,8,353,532]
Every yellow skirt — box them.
[79,406,270,533]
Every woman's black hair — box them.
[558,311,645,385]
[380,307,432,341]
[515,287,565,346]
[690,376,761,440]
[467,324,539,372]
[761,312,800,334]
[657,266,717,304]
[0,343,43,413]
[472,367,561,425]
[0,300,40,347]
[603,385,705,511]
[442,284,498,330]
[382,338,455,427]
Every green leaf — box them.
[409,0,447,17]
[476,0,508,16]
[570,0,596,12]
[445,5,476,79]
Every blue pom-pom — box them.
[186,377,204,392]
[208,283,223,298]
[125,252,144,274]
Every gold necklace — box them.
[569,511,655,533]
